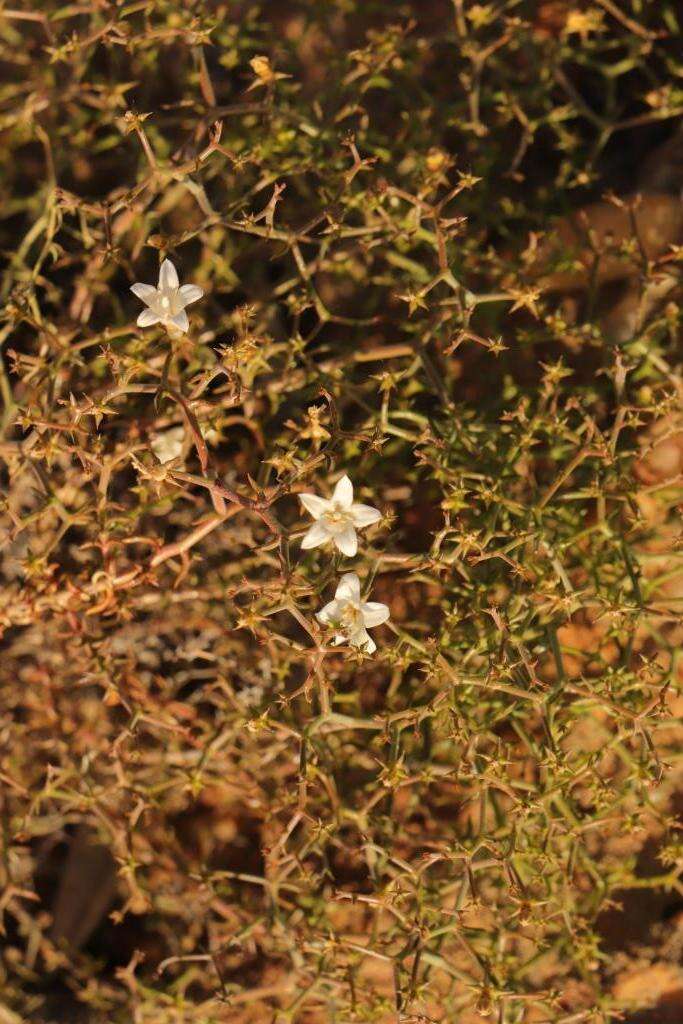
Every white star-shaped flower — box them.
[299,475,381,557]
[317,572,390,654]
[131,259,203,333]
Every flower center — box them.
[160,294,171,311]
[340,602,362,629]
[325,504,352,530]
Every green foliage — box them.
[1,1,683,1022]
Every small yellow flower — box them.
[565,8,605,41]
[247,55,291,91]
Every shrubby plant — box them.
[1,1,683,1022]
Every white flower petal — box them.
[335,573,361,603]
[332,634,347,646]
[301,521,332,549]
[361,601,390,627]
[171,310,190,332]
[178,284,203,306]
[350,503,382,529]
[151,427,185,464]
[350,627,375,653]
[317,599,343,624]
[332,474,354,509]
[158,258,179,290]
[299,493,330,519]
[137,308,161,328]
[131,282,157,301]
[334,525,358,557]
